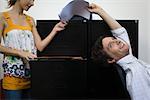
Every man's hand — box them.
[88,3,102,14]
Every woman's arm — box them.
[31,17,67,52]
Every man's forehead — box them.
[103,37,115,42]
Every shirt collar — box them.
[117,54,137,65]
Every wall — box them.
[147,0,150,62]
[0,0,150,78]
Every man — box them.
[89,3,150,100]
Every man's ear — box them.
[107,59,116,63]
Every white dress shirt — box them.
[111,27,150,100]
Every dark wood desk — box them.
[30,57,130,99]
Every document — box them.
[59,0,90,22]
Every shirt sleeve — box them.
[111,27,132,54]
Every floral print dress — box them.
[2,12,37,90]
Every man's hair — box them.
[8,0,17,7]
[91,34,115,63]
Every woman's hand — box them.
[52,21,67,33]
[18,51,37,60]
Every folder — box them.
[59,0,90,22]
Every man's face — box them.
[102,37,129,61]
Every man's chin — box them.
[124,50,130,56]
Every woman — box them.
[0,0,67,99]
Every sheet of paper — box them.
[59,0,90,22]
